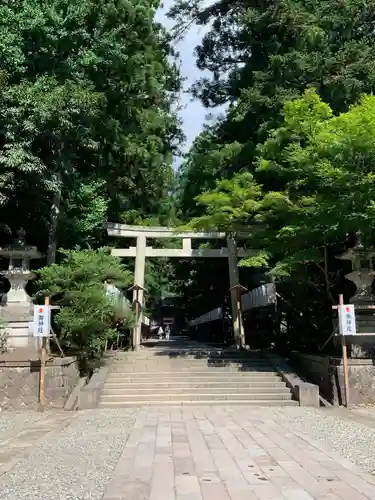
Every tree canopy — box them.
[174,0,375,211]
[0,0,181,262]
[190,90,375,276]
[0,0,183,353]
[173,0,375,332]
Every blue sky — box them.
[156,1,210,166]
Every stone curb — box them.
[64,377,86,411]
[78,365,110,409]
[263,351,320,407]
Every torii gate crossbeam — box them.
[107,223,254,350]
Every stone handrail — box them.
[264,351,320,407]
[78,365,110,409]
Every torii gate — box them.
[107,223,254,350]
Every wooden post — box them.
[339,293,350,407]
[227,237,241,345]
[221,307,226,345]
[129,284,147,350]
[132,236,146,350]
[134,289,139,350]
[229,284,247,347]
[38,296,49,412]
[236,289,243,347]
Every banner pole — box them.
[339,294,350,407]
[38,296,49,412]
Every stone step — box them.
[99,399,298,407]
[103,380,286,389]
[110,364,272,370]
[112,352,268,358]
[114,358,270,362]
[102,386,291,395]
[100,392,293,402]
[101,345,295,408]
[113,350,264,357]
[112,354,269,364]
[109,366,277,373]
[111,358,269,360]
[106,373,281,382]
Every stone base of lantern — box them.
[0,304,36,351]
[350,294,375,357]
[6,320,32,349]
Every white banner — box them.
[33,305,51,337]
[338,304,356,335]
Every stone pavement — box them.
[1,407,375,499]
[103,407,375,500]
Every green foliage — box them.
[0,0,181,256]
[177,128,242,218]
[191,90,375,280]
[60,179,108,249]
[174,0,375,217]
[238,250,269,269]
[171,0,375,113]
[192,172,262,231]
[172,1,375,330]
[180,88,375,349]
[36,248,134,362]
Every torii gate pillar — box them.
[227,236,245,347]
[133,235,146,350]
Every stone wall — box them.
[289,351,375,405]
[0,354,80,410]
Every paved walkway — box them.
[1,407,375,499]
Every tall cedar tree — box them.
[0,0,181,261]
[173,0,375,212]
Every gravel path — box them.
[0,409,138,500]
[245,406,375,474]
[0,411,56,444]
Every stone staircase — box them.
[99,339,298,407]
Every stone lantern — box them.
[0,228,42,349]
[336,232,375,356]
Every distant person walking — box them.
[165,325,171,340]
[158,325,164,340]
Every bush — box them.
[36,248,134,371]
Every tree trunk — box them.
[46,172,62,266]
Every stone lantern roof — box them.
[0,228,42,260]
